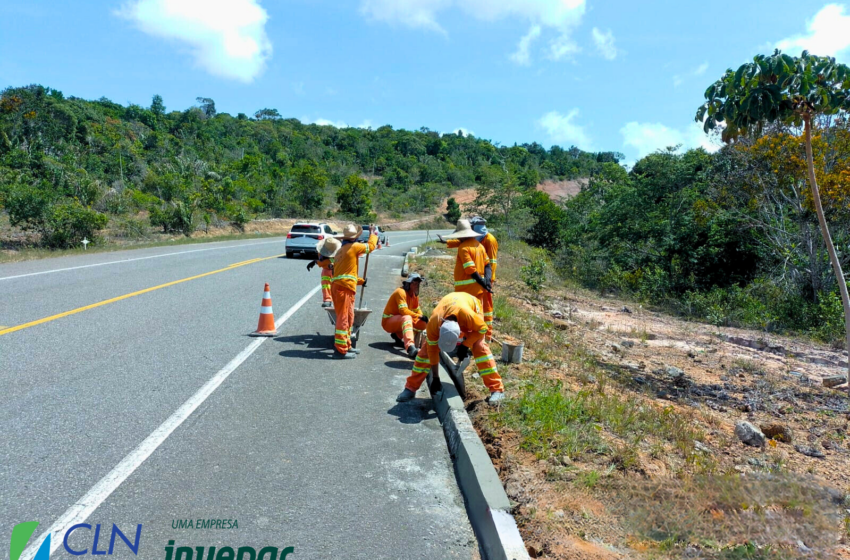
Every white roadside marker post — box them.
[82,237,89,251]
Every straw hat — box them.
[316,236,341,258]
[445,219,479,240]
[341,224,363,240]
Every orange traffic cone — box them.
[250,283,277,337]
[377,238,383,250]
[386,237,390,247]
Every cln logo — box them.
[10,522,50,560]
[9,523,143,559]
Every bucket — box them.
[500,342,524,364]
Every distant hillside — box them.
[0,84,619,247]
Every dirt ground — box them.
[536,180,585,201]
[411,245,850,560]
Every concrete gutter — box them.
[431,357,530,560]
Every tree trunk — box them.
[804,116,850,385]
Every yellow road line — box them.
[0,255,284,337]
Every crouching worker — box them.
[307,237,341,308]
[382,273,428,359]
[396,292,504,405]
[330,224,377,359]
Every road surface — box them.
[0,230,478,559]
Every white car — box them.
[285,222,337,258]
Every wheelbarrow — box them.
[324,248,373,347]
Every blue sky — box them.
[2,0,849,162]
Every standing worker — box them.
[306,237,341,308]
[381,273,427,359]
[330,224,377,359]
[395,292,504,405]
[440,216,497,340]
[438,219,493,339]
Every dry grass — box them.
[410,238,850,560]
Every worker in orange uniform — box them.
[330,224,377,359]
[440,216,497,340]
[382,273,427,359]
[438,219,493,337]
[307,237,342,308]
[395,291,504,405]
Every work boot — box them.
[429,377,443,396]
[321,301,332,308]
[334,351,357,359]
[396,388,416,402]
[390,333,403,347]
[349,347,361,354]
[488,391,505,406]
[406,345,418,359]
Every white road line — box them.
[0,239,286,282]
[20,284,321,560]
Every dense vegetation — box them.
[473,119,850,345]
[0,84,619,248]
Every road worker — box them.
[396,291,504,405]
[330,224,377,359]
[439,219,493,338]
[381,273,427,359]
[307,237,341,308]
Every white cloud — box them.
[591,27,616,60]
[776,3,850,59]
[304,118,375,129]
[292,81,305,96]
[620,121,722,160]
[360,0,586,63]
[693,61,708,75]
[510,25,542,65]
[538,109,591,149]
[118,0,272,83]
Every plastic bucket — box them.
[500,342,524,364]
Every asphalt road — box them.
[0,230,477,559]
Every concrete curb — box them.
[400,249,416,277]
[431,357,529,560]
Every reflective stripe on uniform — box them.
[398,303,408,308]
[478,367,498,376]
[427,340,438,345]
[332,274,358,282]
[412,366,430,374]
[455,279,476,286]
[478,327,488,334]
[382,313,393,319]
[475,354,494,364]
[462,261,475,269]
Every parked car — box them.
[285,222,337,258]
[357,225,387,245]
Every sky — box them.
[1,0,850,163]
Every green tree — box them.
[196,97,216,117]
[336,175,374,218]
[150,94,165,116]
[445,197,461,223]
[697,49,850,381]
[292,162,327,214]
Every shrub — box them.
[150,201,194,236]
[445,197,461,223]
[521,256,547,293]
[41,201,109,248]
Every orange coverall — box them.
[315,257,334,303]
[404,292,503,394]
[330,234,377,354]
[448,238,491,338]
[382,287,427,349]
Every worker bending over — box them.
[329,224,376,359]
[440,216,498,341]
[396,292,504,405]
[382,273,427,359]
[307,237,341,308]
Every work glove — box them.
[472,272,493,293]
[436,235,447,244]
[306,261,316,272]
[456,344,470,362]
[358,277,367,287]
[420,315,430,324]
